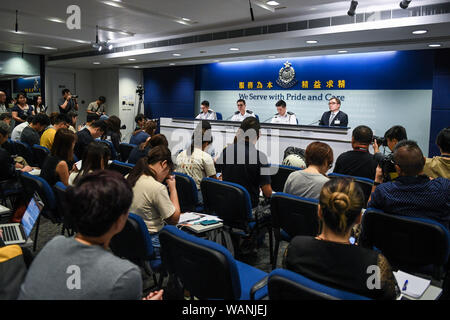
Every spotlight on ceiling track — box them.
[347,0,358,17]
[399,0,412,9]
[249,0,255,21]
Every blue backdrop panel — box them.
[195,50,434,90]
[144,66,195,119]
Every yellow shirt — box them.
[40,127,56,150]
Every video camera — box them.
[71,95,78,99]
[373,135,387,147]
[136,85,145,97]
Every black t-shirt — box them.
[40,155,65,187]
[74,128,94,160]
[0,146,17,181]
[284,236,397,300]
[216,141,271,208]
[333,149,377,180]
[58,98,76,114]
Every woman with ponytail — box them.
[127,145,181,259]
[283,177,399,299]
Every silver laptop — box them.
[0,195,43,245]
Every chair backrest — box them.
[110,213,155,266]
[216,112,223,120]
[53,182,76,232]
[200,178,252,230]
[19,172,58,222]
[268,269,370,300]
[269,164,302,192]
[174,172,198,212]
[96,139,117,160]
[108,160,135,176]
[271,193,319,239]
[118,143,136,162]
[327,172,374,205]
[361,209,450,278]
[32,144,50,168]
[15,141,34,166]
[255,114,259,121]
[159,225,241,299]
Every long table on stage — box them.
[159,117,352,166]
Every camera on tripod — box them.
[373,135,387,146]
[136,85,145,97]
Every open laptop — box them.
[0,195,43,245]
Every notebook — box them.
[0,195,43,245]
[178,212,223,233]
[394,270,431,298]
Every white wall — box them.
[0,52,40,76]
[119,69,143,143]
[45,67,93,127]
[92,69,119,116]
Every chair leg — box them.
[33,215,41,252]
[272,239,280,270]
[268,226,274,267]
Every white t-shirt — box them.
[129,175,176,233]
[11,122,29,141]
[176,148,216,189]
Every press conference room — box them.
[0,0,449,304]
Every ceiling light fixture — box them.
[412,29,427,34]
[399,0,412,9]
[347,0,358,16]
[169,63,176,66]
[102,1,124,8]
[249,0,255,21]
[128,58,136,61]
[229,47,240,51]
[47,17,64,23]
[173,53,181,56]
[214,60,220,62]
[15,10,19,32]
[268,55,276,58]
[306,40,318,44]
[266,1,279,5]
[181,17,191,21]
[338,50,348,53]
[93,62,101,65]
[428,43,441,47]
[92,25,114,52]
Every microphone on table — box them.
[306,119,321,126]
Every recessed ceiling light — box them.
[266,1,280,5]
[169,63,176,66]
[173,53,181,56]
[229,47,240,51]
[338,50,348,53]
[412,30,427,35]
[128,58,136,61]
[102,1,123,8]
[428,43,441,47]
[268,55,276,58]
[133,66,140,68]
[93,62,101,65]
[182,17,191,21]
[306,40,318,44]
[214,60,220,62]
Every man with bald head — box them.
[368,140,450,229]
[0,91,7,113]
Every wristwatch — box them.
[373,181,381,186]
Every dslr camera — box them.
[373,135,386,146]
[71,95,78,99]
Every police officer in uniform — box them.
[196,100,217,120]
[230,99,255,122]
[271,99,297,124]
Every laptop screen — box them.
[21,196,43,237]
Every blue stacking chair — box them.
[360,209,450,281]
[110,213,165,289]
[328,172,374,205]
[19,172,59,251]
[268,164,303,193]
[15,141,34,166]
[32,144,50,168]
[255,268,371,300]
[119,143,136,162]
[216,112,223,120]
[54,182,76,236]
[270,193,319,269]
[96,139,118,160]
[173,172,203,212]
[200,177,273,261]
[159,225,268,300]
[108,160,135,176]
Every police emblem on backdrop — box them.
[276,61,298,88]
